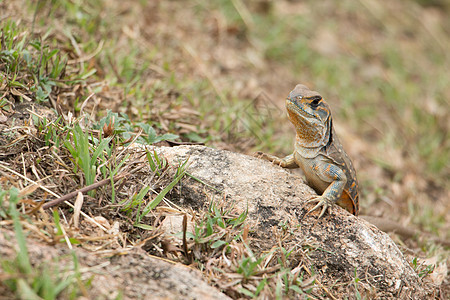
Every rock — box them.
[154,145,425,298]
[0,229,231,300]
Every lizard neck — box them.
[293,117,333,158]
[291,113,332,145]
[294,136,321,158]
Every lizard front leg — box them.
[255,152,299,169]
[306,159,347,218]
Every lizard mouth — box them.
[286,98,316,119]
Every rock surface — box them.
[0,229,231,300]
[155,145,425,298]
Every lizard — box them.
[257,84,359,218]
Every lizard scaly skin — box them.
[258,84,359,218]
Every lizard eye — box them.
[310,96,322,107]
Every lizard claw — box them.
[254,151,273,162]
[253,151,264,158]
[306,196,334,218]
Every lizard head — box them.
[286,84,332,148]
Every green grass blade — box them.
[9,188,32,274]
[143,167,186,213]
